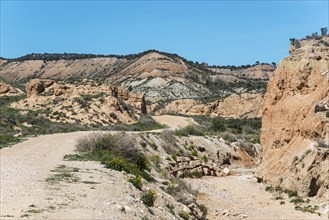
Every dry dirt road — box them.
[0,131,166,219]
[186,173,328,220]
[1,115,327,219]
[153,115,197,130]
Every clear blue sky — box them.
[1,1,328,65]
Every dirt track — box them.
[187,174,327,219]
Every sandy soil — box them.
[186,172,328,220]
[152,115,197,130]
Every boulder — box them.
[26,79,54,97]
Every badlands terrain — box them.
[0,34,329,219]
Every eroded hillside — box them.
[0,50,275,100]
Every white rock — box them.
[222,167,231,176]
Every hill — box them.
[0,50,275,100]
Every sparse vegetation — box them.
[190,115,261,144]
[0,95,90,148]
[110,116,166,131]
[73,132,151,180]
[165,202,175,215]
[166,178,198,205]
[198,204,208,220]
[175,125,205,137]
[266,185,321,215]
[45,165,80,184]
[129,175,143,190]
[178,211,190,220]
[295,204,320,215]
[141,190,156,207]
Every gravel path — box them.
[0,131,90,218]
[186,173,328,220]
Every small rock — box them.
[124,205,132,214]
[222,167,231,176]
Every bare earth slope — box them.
[256,37,329,198]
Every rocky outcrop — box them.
[110,85,147,114]
[26,79,54,97]
[168,156,228,178]
[156,92,263,118]
[13,80,149,125]
[0,82,21,96]
[256,37,329,198]
[209,64,275,80]
[53,84,71,96]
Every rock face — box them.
[156,92,263,118]
[0,82,21,96]
[26,79,54,97]
[168,157,224,178]
[256,37,329,198]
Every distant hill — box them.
[0,50,275,100]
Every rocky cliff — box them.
[256,37,329,198]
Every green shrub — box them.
[127,116,166,131]
[161,129,176,146]
[178,211,189,220]
[165,202,175,215]
[238,141,256,157]
[175,125,205,137]
[141,190,156,207]
[150,142,158,150]
[295,204,319,214]
[285,189,298,198]
[211,118,226,132]
[76,132,147,168]
[190,149,198,158]
[198,204,208,219]
[220,131,237,142]
[0,135,20,148]
[104,157,127,171]
[166,178,198,205]
[290,197,305,204]
[201,155,208,162]
[129,175,142,190]
[75,133,150,180]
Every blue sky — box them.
[0,1,328,65]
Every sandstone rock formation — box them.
[209,64,275,80]
[26,79,54,97]
[155,92,263,118]
[0,82,21,96]
[168,156,224,178]
[13,80,148,125]
[256,37,329,198]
